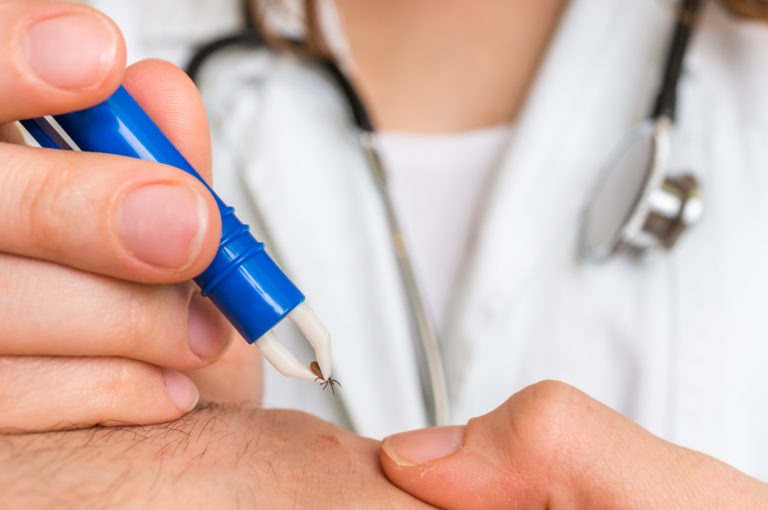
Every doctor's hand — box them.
[0,0,259,433]
[381,381,768,509]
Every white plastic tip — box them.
[289,303,333,379]
[257,331,316,381]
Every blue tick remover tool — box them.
[21,85,332,383]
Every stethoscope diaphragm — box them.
[580,117,702,262]
[581,0,704,262]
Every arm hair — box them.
[0,402,262,509]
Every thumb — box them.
[380,381,768,509]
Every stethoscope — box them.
[581,0,704,261]
[185,0,704,426]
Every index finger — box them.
[0,0,125,123]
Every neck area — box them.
[332,0,567,132]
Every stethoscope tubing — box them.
[185,17,451,426]
[651,0,703,121]
[581,0,705,260]
[184,0,704,426]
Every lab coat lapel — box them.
[219,56,428,437]
[444,0,674,399]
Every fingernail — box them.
[187,293,233,360]
[24,14,118,90]
[161,368,199,412]
[382,425,465,466]
[117,184,208,270]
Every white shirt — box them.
[380,126,514,332]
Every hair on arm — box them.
[0,402,419,509]
[0,403,260,508]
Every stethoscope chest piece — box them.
[580,117,702,262]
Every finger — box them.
[0,0,125,123]
[380,381,768,509]
[123,59,213,183]
[0,356,199,433]
[0,253,233,370]
[186,332,263,404]
[0,142,220,282]
[0,59,220,282]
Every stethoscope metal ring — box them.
[580,116,702,262]
[581,0,704,262]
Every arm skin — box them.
[1,402,435,509]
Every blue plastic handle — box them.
[22,86,304,343]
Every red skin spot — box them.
[317,433,340,445]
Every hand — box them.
[4,405,436,509]
[0,0,255,432]
[380,380,768,509]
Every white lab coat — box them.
[91,0,768,479]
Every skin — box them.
[0,0,253,432]
[334,0,567,131]
[3,0,768,508]
[380,381,768,509]
[1,403,435,509]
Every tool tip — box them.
[257,304,334,386]
[257,331,316,381]
[289,303,333,378]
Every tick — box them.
[310,361,341,395]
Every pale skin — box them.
[2,0,768,507]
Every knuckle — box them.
[18,164,76,254]
[528,380,587,419]
[121,289,157,344]
[488,382,609,502]
[507,380,590,461]
[91,358,174,425]
[99,358,137,398]
[110,283,190,360]
[515,380,579,419]
[77,358,179,427]
[91,358,159,408]
[114,288,167,350]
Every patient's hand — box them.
[1,403,435,509]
